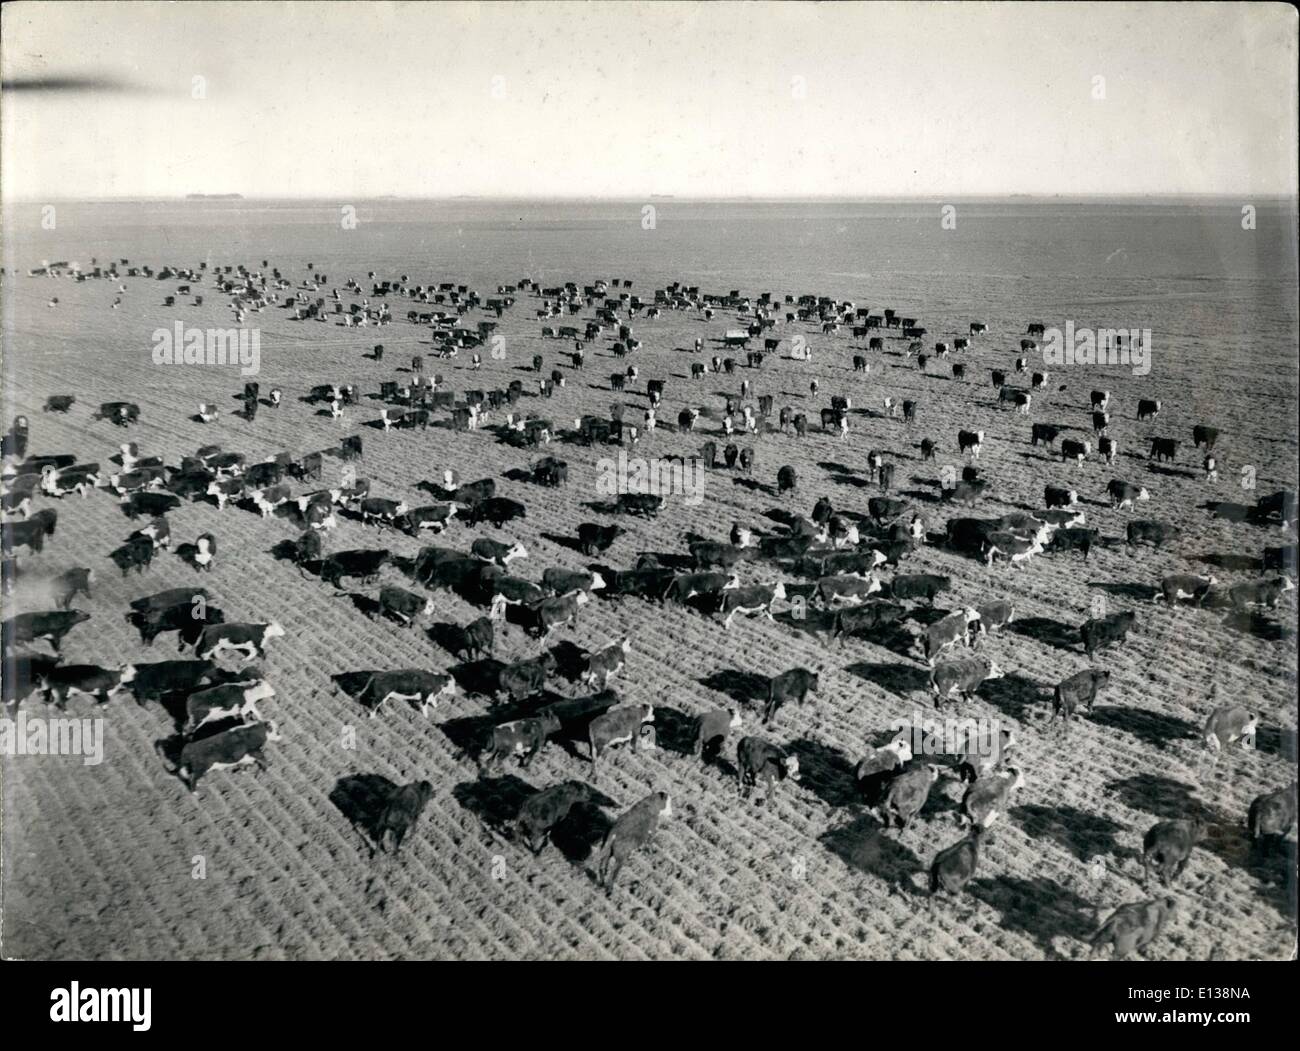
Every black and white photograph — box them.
[1,0,1297,990]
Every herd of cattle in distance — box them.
[3,256,1297,951]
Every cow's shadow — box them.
[699,669,769,708]
[967,876,1096,958]
[788,738,860,807]
[451,774,537,833]
[1089,706,1199,750]
[1007,617,1078,651]
[819,815,922,890]
[1012,803,1129,864]
[845,661,929,699]
[1104,773,1202,820]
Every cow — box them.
[1203,705,1258,754]
[594,791,672,895]
[982,530,1044,567]
[1154,573,1216,607]
[1107,479,1150,510]
[377,585,435,628]
[357,670,457,719]
[1080,610,1136,657]
[1031,422,1060,447]
[889,573,951,605]
[1142,817,1207,886]
[717,582,785,628]
[854,737,912,804]
[471,538,528,568]
[588,704,655,774]
[954,726,1016,783]
[1090,390,1110,410]
[2,518,50,556]
[187,533,217,573]
[578,523,622,556]
[454,616,494,662]
[167,720,282,795]
[615,493,661,518]
[183,680,276,734]
[2,609,90,654]
[902,400,917,424]
[1050,668,1111,730]
[1098,436,1118,463]
[194,622,285,663]
[321,549,389,589]
[127,659,231,704]
[973,599,1015,639]
[206,477,245,510]
[957,430,983,458]
[495,653,558,702]
[1092,411,1110,435]
[43,395,75,413]
[694,708,743,761]
[472,496,527,528]
[880,764,940,828]
[129,598,223,649]
[1126,520,1179,552]
[1044,485,1078,510]
[813,574,880,608]
[1248,782,1297,843]
[511,781,595,855]
[1136,398,1161,421]
[1060,439,1090,465]
[48,567,94,609]
[249,484,292,518]
[38,664,137,708]
[359,496,408,528]
[481,713,564,771]
[929,657,1003,708]
[961,767,1024,828]
[930,828,984,897]
[827,601,906,645]
[923,609,980,664]
[1149,437,1178,462]
[1090,898,1177,959]
[1192,425,1219,451]
[583,638,631,688]
[764,668,818,725]
[514,592,587,639]
[777,466,798,496]
[737,736,800,803]
[1228,576,1295,611]
[374,781,435,855]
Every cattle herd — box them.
[2,258,1296,959]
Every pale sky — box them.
[2,1,1296,199]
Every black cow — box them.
[3,609,90,653]
[373,781,435,855]
[1080,610,1136,657]
[764,668,818,725]
[737,737,800,803]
